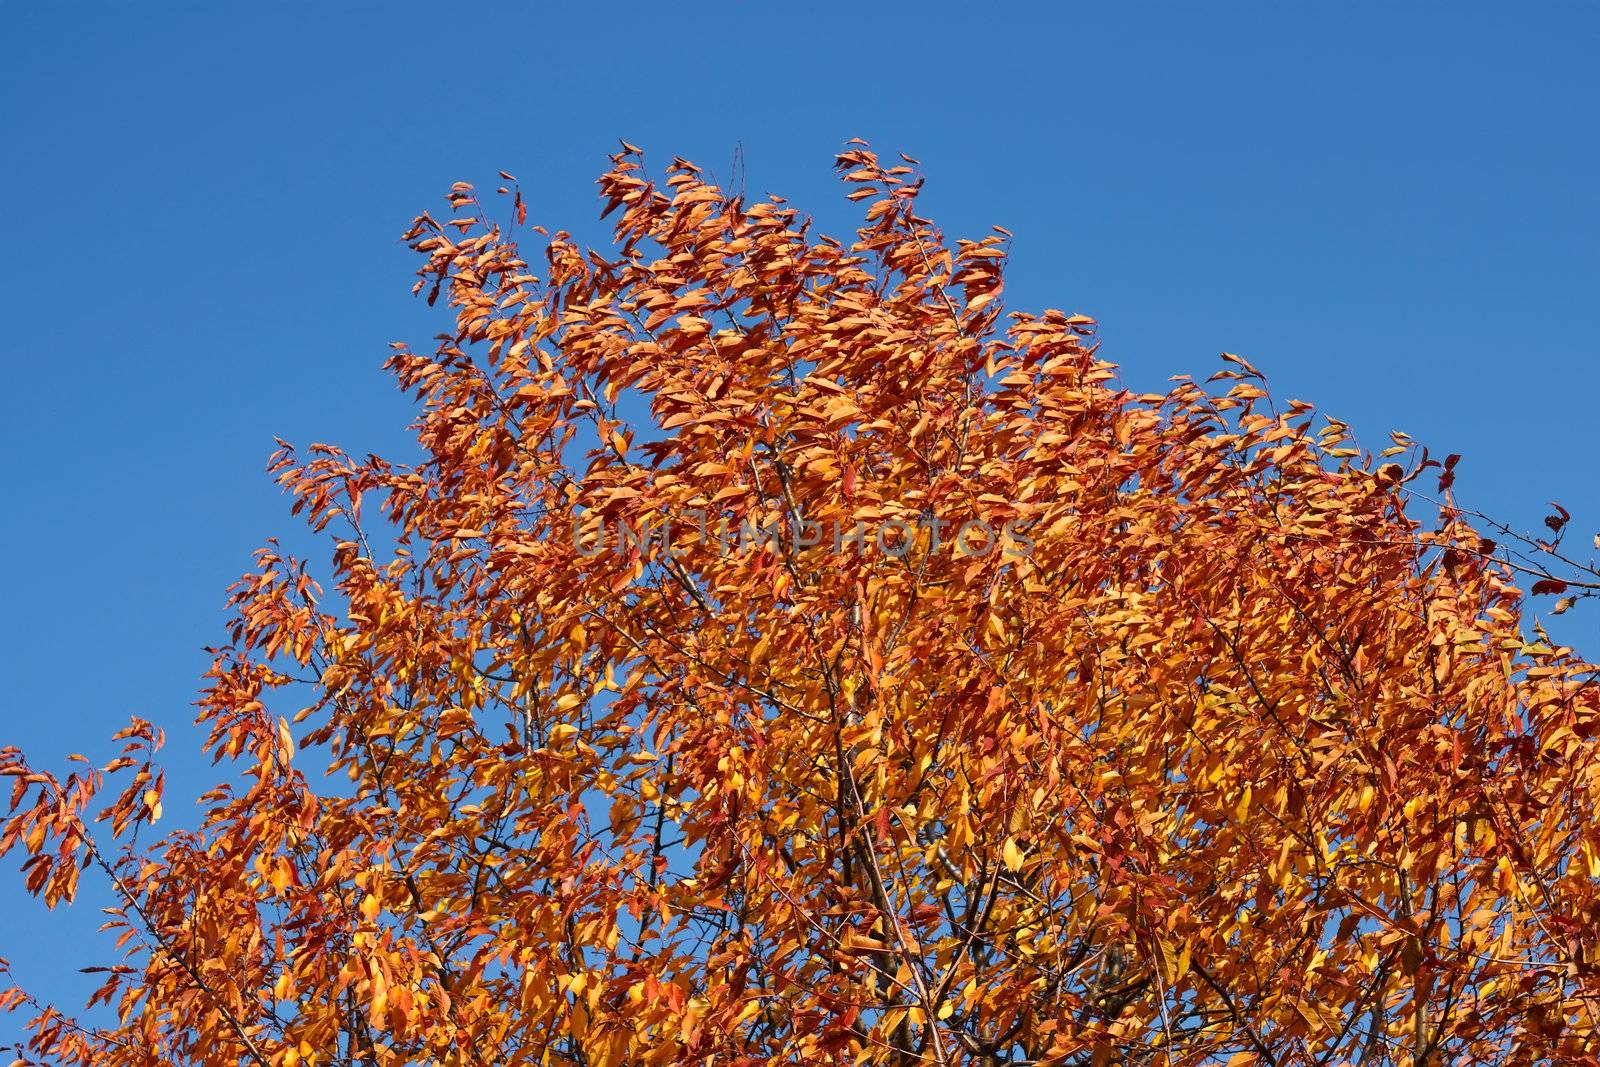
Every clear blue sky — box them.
[1,0,1596,1032]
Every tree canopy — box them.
[4,144,1599,1066]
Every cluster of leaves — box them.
[4,143,1599,1065]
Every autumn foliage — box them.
[5,143,1600,1066]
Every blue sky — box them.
[1,0,1596,1034]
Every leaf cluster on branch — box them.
[3,143,1598,1066]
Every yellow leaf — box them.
[965,290,998,314]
